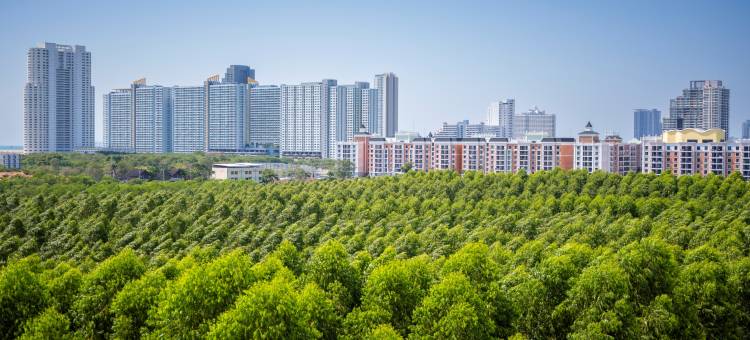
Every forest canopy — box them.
[1,169,749,339]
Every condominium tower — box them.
[280,80,337,158]
[373,73,398,137]
[633,109,662,140]
[742,120,750,139]
[249,85,281,146]
[103,79,172,153]
[664,80,730,133]
[24,43,94,153]
[487,99,515,137]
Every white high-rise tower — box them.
[487,99,515,137]
[24,43,94,153]
[373,73,398,137]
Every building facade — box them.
[249,85,281,146]
[211,163,262,181]
[103,79,172,153]
[486,99,515,137]
[435,120,501,138]
[742,120,750,139]
[664,80,730,133]
[634,109,662,140]
[205,80,249,152]
[223,65,255,84]
[642,128,750,179]
[280,80,336,158]
[171,86,205,153]
[373,73,398,137]
[513,107,556,140]
[24,43,94,153]
[1,153,22,170]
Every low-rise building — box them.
[211,163,262,181]
[642,128,750,178]
[1,152,22,169]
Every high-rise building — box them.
[24,43,94,153]
[513,107,556,140]
[373,73,398,137]
[249,85,281,146]
[280,80,336,158]
[329,82,379,156]
[664,80,730,133]
[435,120,501,138]
[634,109,662,140]
[742,120,750,139]
[205,78,249,152]
[171,86,205,153]
[487,99,515,137]
[103,79,172,153]
[223,65,255,84]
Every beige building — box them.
[211,163,262,181]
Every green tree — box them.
[410,272,495,339]
[0,257,48,339]
[260,168,279,184]
[72,248,145,339]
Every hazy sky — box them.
[1,0,749,145]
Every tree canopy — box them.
[1,169,749,338]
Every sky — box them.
[1,0,749,146]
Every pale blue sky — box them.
[1,0,749,145]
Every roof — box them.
[541,137,576,142]
[488,137,510,142]
[212,163,262,168]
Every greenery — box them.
[0,169,749,338]
[19,152,344,180]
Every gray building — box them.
[103,79,172,153]
[487,99,515,138]
[223,65,255,84]
[329,82,378,156]
[249,85,281,146]
[513,107,556,140]
[374,73,398,137]
[24,43,94,153]
[435,120,501,138]
[742,120,750,139]
[1,153,22,170]
[634,109,662,140]
[664,80,730,133]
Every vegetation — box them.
[19,152,344,180]
[1,169,749,338]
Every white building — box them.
[249,85,281,146]
[280,80,336,158]
[487,99,515,137]
[24,43,94,153]
[513,107,556,140]
[172,86,205,153]
[374,73,398,137]
[211,163,262,181]
[103,79,172,153]
[206,79,249,152]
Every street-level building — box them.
[211,163,262,181]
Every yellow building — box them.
[662,128,725,143]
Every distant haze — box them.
[1,0,749,145]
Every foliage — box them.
[1,169,750,338]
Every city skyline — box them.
[2,1,750,146]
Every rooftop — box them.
[212,163,262,168]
